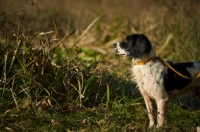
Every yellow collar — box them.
[135,57,200,79]
[135,57,160,65]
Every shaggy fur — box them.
[113,34,200,128]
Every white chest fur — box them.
[131,61,168,100]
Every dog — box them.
[113,34,200,128]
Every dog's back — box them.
[166,61,200,99]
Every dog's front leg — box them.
[156,99,168,127]
[142,93,155,128]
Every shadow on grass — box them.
[0,29,143,131]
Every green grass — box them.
[0,0,200,131]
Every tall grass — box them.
[0,21,137,131]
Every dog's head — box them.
[113,34,155,59]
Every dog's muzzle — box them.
[113,43,119,54]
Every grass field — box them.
[0,0,200,131]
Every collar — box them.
[135,57,160,65]
[134,56,200,79]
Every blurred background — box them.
[0,0,200,74]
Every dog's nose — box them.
[113,43,117,48]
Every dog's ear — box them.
[127,34,152,58]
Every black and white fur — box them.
[113,34,200,128]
